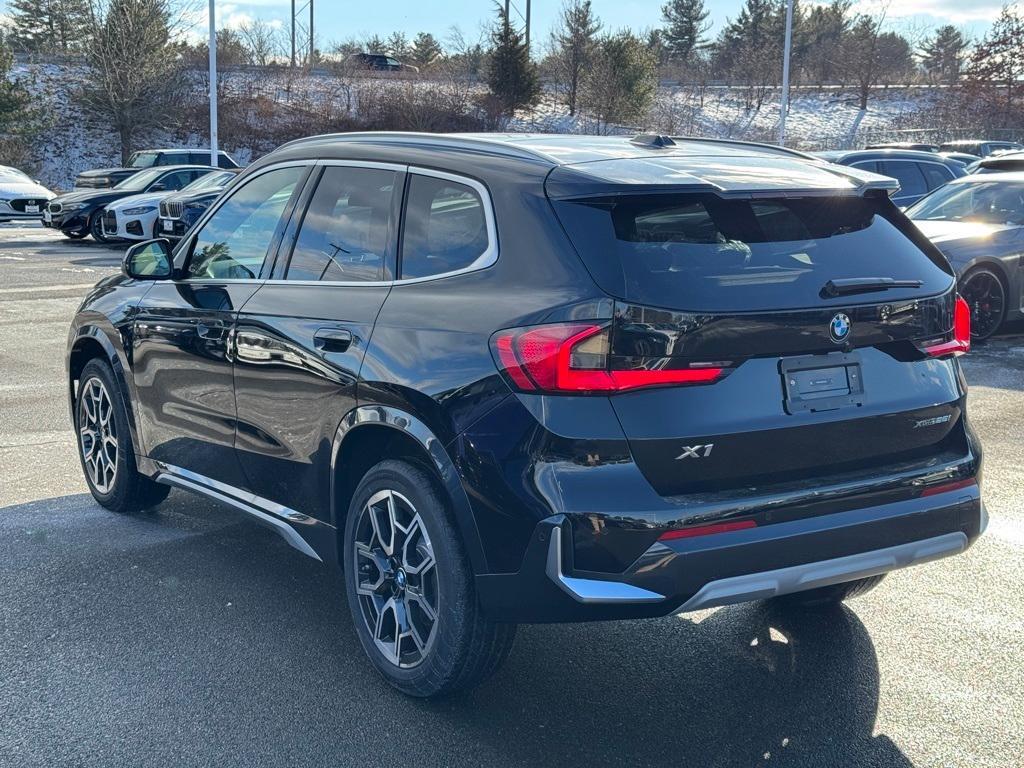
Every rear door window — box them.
[878,161,928,200]
[285,165,397,282]
[399,174,491,279]
[920,163,954,190]
[551,193,951,312]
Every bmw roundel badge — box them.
[829,313,852,343]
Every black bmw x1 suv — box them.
[68,132,984,697]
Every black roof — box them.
[259,132,898,197]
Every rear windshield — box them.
[551,194,952,312]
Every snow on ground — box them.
[8,61,936,191]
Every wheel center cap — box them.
[394,568,408,591]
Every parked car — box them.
[46,166,215,241]
[344,52,419,72]
[102,170,235,241]
[940,151,983,166]
[67,132,983,698]
[75,149,240,190]
[965,151,1024,175]
[0,165,55,223]
[156,169,239,241]
[938,140,1024,158]
[865,142,938,152]
[908,172,1024,339]
[817,149,966,207]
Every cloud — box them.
[848,0,1005,24]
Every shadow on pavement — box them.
[0,492,913,767]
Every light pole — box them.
[208,0,218,166]
[777,0,794,146]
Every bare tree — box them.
[238,18,285,67]
[78,0,186,163]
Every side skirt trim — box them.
[154,463,323,562]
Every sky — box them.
[0,0,1009,48]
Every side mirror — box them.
[123,239,173,280]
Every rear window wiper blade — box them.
[820,277,924,299]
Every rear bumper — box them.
[475,485,984,622]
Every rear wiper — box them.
[820,277,924,299]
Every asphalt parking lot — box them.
[1,223,1022,768]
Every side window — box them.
[285,165,397,282]
[217,154,234,169]
[850,160,878,173]
[920,163,954,190]
[399,174,490,280]
[154,170,194,191]
[879,161,927,198]
[187,166,305,281]
[161,152,189,165]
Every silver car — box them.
[908,172,1024,339]
[0,166,55,223]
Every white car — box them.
[101,169,231,241]
[0,166,55,223]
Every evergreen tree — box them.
[364,34,387,54]
[919,25,968,84]
[7,0,90,53]
[551,0,601,115]
[410,32,443,69]
[660,0,709,63]
[801,0,850,85]
[962,5,1024,126]
[485,4,540,118]
[580,32,657,131]
[386,31,412,60]
[0,42,48,166]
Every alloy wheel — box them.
[78,377,118,494]
[353,489,439,669]
[961,270,1005,340]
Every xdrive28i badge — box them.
[829,313,852,343]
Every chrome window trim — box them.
[265,163,500,288]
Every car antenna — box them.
[630,134,676,149]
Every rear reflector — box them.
[658,519,757,541]
[920,477,977,497]
[922,296,971,358]
[491,323,725,394]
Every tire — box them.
[89,212,112,243]
[769,574,886,610]
[75,358,170,513]
[343,459,516,697]
[959,266,1007,341]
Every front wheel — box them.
[75,358,170,512]
[64,229,88,240]
[960,266,1007,341]
[343,459,516,697]
[89,212,113,243]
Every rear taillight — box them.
[922,296,971,358]
[658,519,757,541]
[491,323,725,394]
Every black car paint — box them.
[68,133,984,623]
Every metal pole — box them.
[504,0,510,28]
[525,0,530,56]
[309,0,314,68]
[290,0,296,67]
[778,0,794,146]
[208,0,218,166]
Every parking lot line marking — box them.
[0,283,100,295]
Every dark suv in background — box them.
[67,132,984,698]
[75,149,240,189]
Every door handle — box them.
[313,328,353,353]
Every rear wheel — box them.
[960,266,1007,341]
[343,459,516,697]
[768,574,886,610]
[75,358,170,512]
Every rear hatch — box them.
[547,176,965,497]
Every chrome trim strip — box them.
[545,525,665,604]
[154,463,323,561]
[677,531,968,612]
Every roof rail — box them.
[669,135,820,162]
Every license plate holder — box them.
[25,205,39,214]
[780,351,864,414]
[162,219,173,231]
